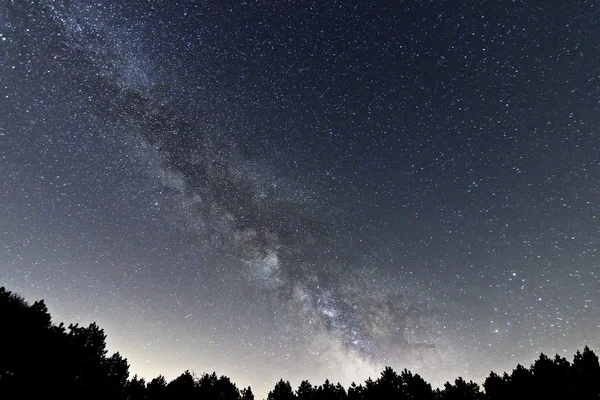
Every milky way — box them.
[1,1,599,398]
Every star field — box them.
[1,1,599,398]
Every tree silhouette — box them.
[315,379,346,400]
[482,371,510,400]
[198,372,223,398]
[125,375,147,400]
[0,288,59,398]
[509,363,534,400]
[347,382,364,400]
[373,366,404,399]
[268,379,296,400]
[297,380,317,400]
[361,377,377,400]
[241,386,255,400]
[167,370,196,399]
[106,352,130,399]
[215,375,242,400]
[1,286,600,400]
[530,353,571,399]
[572,346,600,400]
[437,377,482,400]
[147,375,168,400]
[401,369,433,400]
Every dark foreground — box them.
[1,287,598,400]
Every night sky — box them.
[1,0,599,397]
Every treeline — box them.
[1,287,599,400]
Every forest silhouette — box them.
[1,287,599,400]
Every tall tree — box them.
[401,369,433,400]
[197,372,219,398]
[572,346,600,400]
[376,366,404,399]
[167,370,196,399]
[268,379,296,400]
[216,375,242,400]
[347,382,364,400]
[315,379,347,400]
[241,386,255,400]
[483,371,510,400]
[147,375,168,400]
[105,352,130,400]
[125,375,147,400]
[297,380,317,400]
